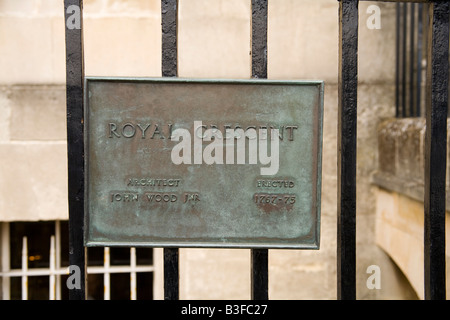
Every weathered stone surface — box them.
[374,118,450,206]
[378,119,398,176]
[0,16,65,84]
[0,143,68,221]
[178,0,250,79]
[375,188,450,299]
[9,85,66,141]
[83,17,161,77]
[180,248,250,300]
[374,118,450,300]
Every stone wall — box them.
[374,118,450,299]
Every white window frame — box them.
[0,221,162,300]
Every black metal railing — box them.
[396,1,450,119]
[64,0,448,300]
[339,0,447,300]
[396,2,428,118]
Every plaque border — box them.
[83,77,324,249]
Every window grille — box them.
[0,221,155,300]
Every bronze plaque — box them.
[84,77,323,249]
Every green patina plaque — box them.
[84,77,323,249]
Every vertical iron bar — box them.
[337,0,358,300]
[251,0,268,301]
[64,0,87,300]
[417,3,423,117]
[161,0,179,300]
[162,0,178,78]
[163,248,179,300]
[396,3,401,118]
[251,0,268,79]
[424,1,448,301]
[402,3,407,117]
[410,4,416,117]
[251,249,268,300]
